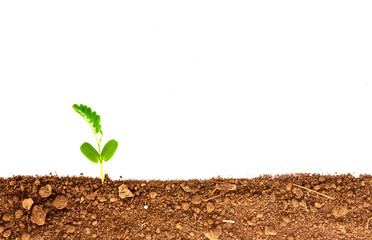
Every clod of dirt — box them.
[118,184,134,199]
[149,192,157,199]
[282,216,291,223]
[206,202,215,212]
[15,209,24,219]
[292,187,304,199]
[265,226,277,235]
[332,204,349,218]
[215,182,236,191]
[97,195,107,202]
[21,198,34,210]
[2,213,14,222]
[180,183,199,193]
[85,190,97,200]
[30,205,47,226]
[191,195,202,204]
[204,226,222,240]
[84,227,91,234]
[193,207,201,214]
[314,202,322,208]
[145,233,152,240]
[291,198,300,208]
[31,234,43,240]
[21,233,31,240]
[175,221,182,229]
[65,224,76,233]
[9,180,16,186]
[181,202,190,210]
[285,182,293,191]
[38,184,52,198]
[53,195,68,210]
[3,229,12,238]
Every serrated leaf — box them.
[101,139,118,161]
[80,142,100,163]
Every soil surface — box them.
[1,173,372,239]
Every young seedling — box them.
[72,104,118,186]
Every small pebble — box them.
[22,198,34,210]
[39,184,52,198]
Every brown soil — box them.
[1,173,372,239]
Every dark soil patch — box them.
[1,173,372,239]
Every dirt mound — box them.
[0,173,371,239]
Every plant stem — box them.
[84,117,105,185]
[100,161,104,186]
[83,118,101,152]
[98,134,103,185]
[99,134,103,153]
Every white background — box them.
[1,1,372,181]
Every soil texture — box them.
[1,173,372,239]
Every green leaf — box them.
[82,105,87,114]
[80,142,100,163]
[90,111,97,123]
[101,139,118,161]
[86,107,92,119]
[95,124,101,134]
[73,104,103,134]
[93,115,100,128]
[74,109,83,117]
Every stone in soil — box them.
[118,184,134,198]
[65,224,76,233]
[15,209,24,219]
[191,195,202,204]
[30,205,47,225]
[38,184,52,198]
[204,226,222,240]
[3,229,12,238]
[21,198,34,210]
[332,204,349,218]
[149,192,157,198]
[2,213,14,222]
[206,201,215,212]
[21,233,31,240]
[53,195,68,210]
[265,226,277,236]
[215,182,236,191]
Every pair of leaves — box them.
[80,139,118,163]
[72,104,102,134]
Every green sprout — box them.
[72,104,118,186]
